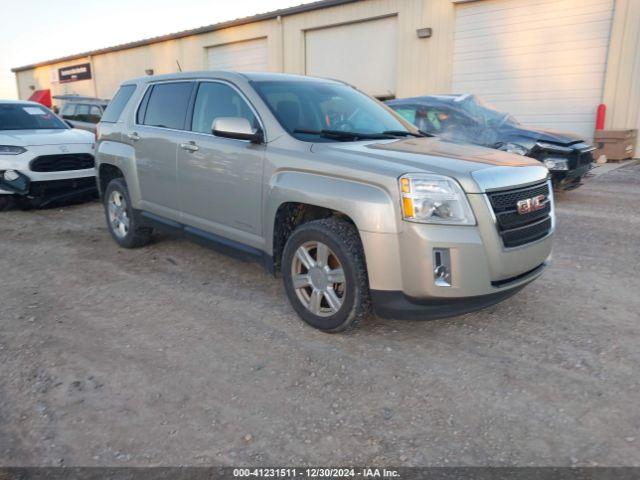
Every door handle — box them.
[127,132,140,141]
[180,142,199,152]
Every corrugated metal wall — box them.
[602,0,640,152]
[15,0,453,101]
[13,0,640,146]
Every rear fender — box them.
[96,140,142,207]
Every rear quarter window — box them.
[101,84,136,123]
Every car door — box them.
[175,80,265,247]
[129,81,195,219]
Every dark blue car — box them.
[387,94,594,189]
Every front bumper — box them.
[360,185,553,320]
[371,280,532,320]
[531,143,594,189]
[0,170,97,205]
[0,143,96,199]
[549,163,591,188]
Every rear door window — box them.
[101,84,136,123]
[140,82,194,130]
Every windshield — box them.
[0,103,67,130]
[453,94,519,128]
[253,80,418,142]
[392,94,520,146]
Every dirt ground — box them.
[1,163,639,467]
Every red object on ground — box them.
[28,89,52,108]
[596,103,606,130]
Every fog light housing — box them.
[433,248,452,287]
[4,170,19,182]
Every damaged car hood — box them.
[0,128,94,147]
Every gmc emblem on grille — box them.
[517,195,547,215]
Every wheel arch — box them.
[95,140,141,206]
[266,172,400,274]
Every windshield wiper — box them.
[293,129,396,141]
[382,130,433,138]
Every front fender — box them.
[265,171,404,290]
[266,171,398,235]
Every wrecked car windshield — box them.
[0,103,67,130]
[453,94,519,128]
[253,80,417,142]
[395,94,520,146]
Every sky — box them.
[0,0,317,99]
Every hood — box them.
[312,137,548,193]
[0,128,94,147]
[499,125,585,146]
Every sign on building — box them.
[58,63,92,83]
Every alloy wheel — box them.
[291,240,346,317]
[108,190,130,239]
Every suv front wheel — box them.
[103,178,152,248]
[282,217,371,332]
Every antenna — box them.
[176,60,183,72]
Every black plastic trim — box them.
[371,284,530,320]
[139,211,274,272]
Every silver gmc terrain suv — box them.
[95,72,554,332]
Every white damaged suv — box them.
[0,100,96,210]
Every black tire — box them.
[282,217,371,332]
[103,178,152,248]
[0,195,16,212]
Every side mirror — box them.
[212,117,263,143]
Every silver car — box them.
[57,95,109,133]
[95,72,554,332]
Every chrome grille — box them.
[487,182,552,248]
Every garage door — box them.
[305,16,397,99]
[207,38,268,72]
[453,0,614,140]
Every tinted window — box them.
[101,84,136,123]
[0,103,67,130]
[191,82,258,134]
[136,87,152,124]
[61,103,76,119]
[142,82,193,130]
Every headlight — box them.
[0,145,27,155]
[499,143,528,156]
[543,158,569,171]
[399,174,476,225]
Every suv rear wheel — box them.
[282,217,371,332]
[104,178,152,248]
